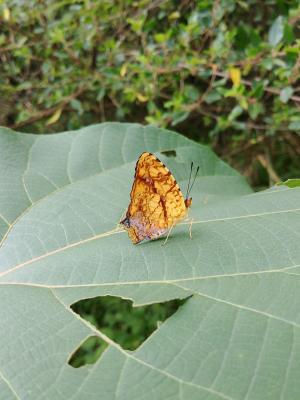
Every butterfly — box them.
[120,152,199,244]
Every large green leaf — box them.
[0,123,299,400]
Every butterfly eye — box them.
[120,217,130,227]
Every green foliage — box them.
[69,296,185,367]
[1,0,299,138]
[278,178,300,188]
[0,123,300,399]
[1,0,299,189]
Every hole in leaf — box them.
[69,336,107,368]
[160,150,177,157]
[69,295,186,368]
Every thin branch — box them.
[146,64,300,103]
[257,153,281,184]
[185,103,291,133]
[226,136,265,157]
[213,70,300,103]
[10,87,86,129]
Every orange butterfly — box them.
[120,152,198,244]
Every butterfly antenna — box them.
[186,162,194,199]
[187,166,199,198]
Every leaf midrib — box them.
[0,141,230,248]
[1,263,298,287]
[1,207,299,279]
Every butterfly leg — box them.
[161,224,174,246]
[189,218,194,239]
[182,216,193,238]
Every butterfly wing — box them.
[120,152,188,244]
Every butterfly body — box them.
[120,152,192,244]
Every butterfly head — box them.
[120,216,130,228]
[185,197,192,208]
[120,216,140,243]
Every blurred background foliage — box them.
[69,296,185,367]
[0,0,299,187]
[1,0,300,366]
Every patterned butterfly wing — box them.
[120,152,189,244]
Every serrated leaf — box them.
[288,120,300,130]
[46,107,62,125]
[280,86,294,103]
[3,7,10,21]
[0,123,300,400]
[120,63,127,77]
[168,11,180,20]
[268,16,284,47]
[136,93,148,102]
[228,105,243,121]
[229,67,241,87]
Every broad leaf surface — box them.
[0,123,299,400]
